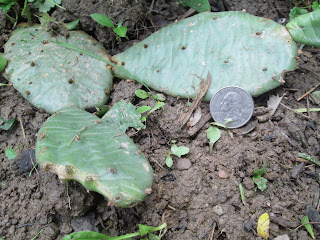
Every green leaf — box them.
[152,93,166,102]
[141,116,147,122]
[174,0,210,12]
[252,168,267,176]
[65,19,79,30]
[289,7,309,21]
[239,183,246,205]
[95,105,109,118]
[33,0,62,13]
[301,216,315,239]
[139,224,161,236]
[114,26,127,38]
[171,145,189,158]
[5,147,17,160]
[252,175,267,191]
[0,0,15,13]
[312,1,320,11]
[206,126,221,154]
[166,155,173,168]
[135,89,149,99]
[62,231,113,240]
[136,106,151,114]
[90,13,115,28]
[0,53,8,72]
[0,117,15,130]
[148,102,165,115]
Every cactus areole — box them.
[2,24,113,114]
[36,101,153,207]
[113,11,298,101]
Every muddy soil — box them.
[1,0,320,239]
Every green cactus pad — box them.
[112,11,297,101]
[36,100,153,207]
[286,11,320,48]
[2,24,113,114]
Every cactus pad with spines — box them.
[112,11,298,101]
[2,24,113,114]
[36,100,153,207]
[286,11,320,48]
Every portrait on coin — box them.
[220,91,243,122]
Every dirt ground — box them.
[1,0,320,239]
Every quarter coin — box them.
[210,86,254,128]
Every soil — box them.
[1,0,320,239]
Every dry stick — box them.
[209,222,216,240]
[307,96,311,116]
[19,117,26,140]
[297,67,320,101]
[178,71,211,129]
[280,103,313,120]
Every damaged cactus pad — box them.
[36,100,153,207]
[3,24,113,114]
[286,11,320,48]
[113,11,298,101]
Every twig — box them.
[19,117,26,140]
[297,67,320,101]
[178,71,211,128]
[307,96,311,116]
[200,220,216,240]
[178,8,196,21]
[280,103,313,120]
[209,222,216,240]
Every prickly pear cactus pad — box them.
[36,100,153,207]
[286,11,320,48]
[112,11,297,101]
[2,24,113,114]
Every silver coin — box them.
[210,86,254,129]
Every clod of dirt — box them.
[17,149,36,173]
[291,162,305,178]
[306,206,320,231]
[71,212,98,232]
[176,158,192,170]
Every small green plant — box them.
[90,13,128,41]
[5,147,17,159]
[239,183,246,205]
[0,53,8,72]
[135,89,166,123]
[62,222,167,240]
[206,126,221,154]
[174,0,210,12]
[165,140,190,168]
[211,118,233,138]
[252,164,268,191]
[301,216,315,239]
[289,0,320,20]
[0,116,15,130]
[28,0,65,13]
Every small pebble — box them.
[213,205,224,216]
[176,159,192,170]
[218,169,229,179]
[291,162,305,178]
[273,234,290,240]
